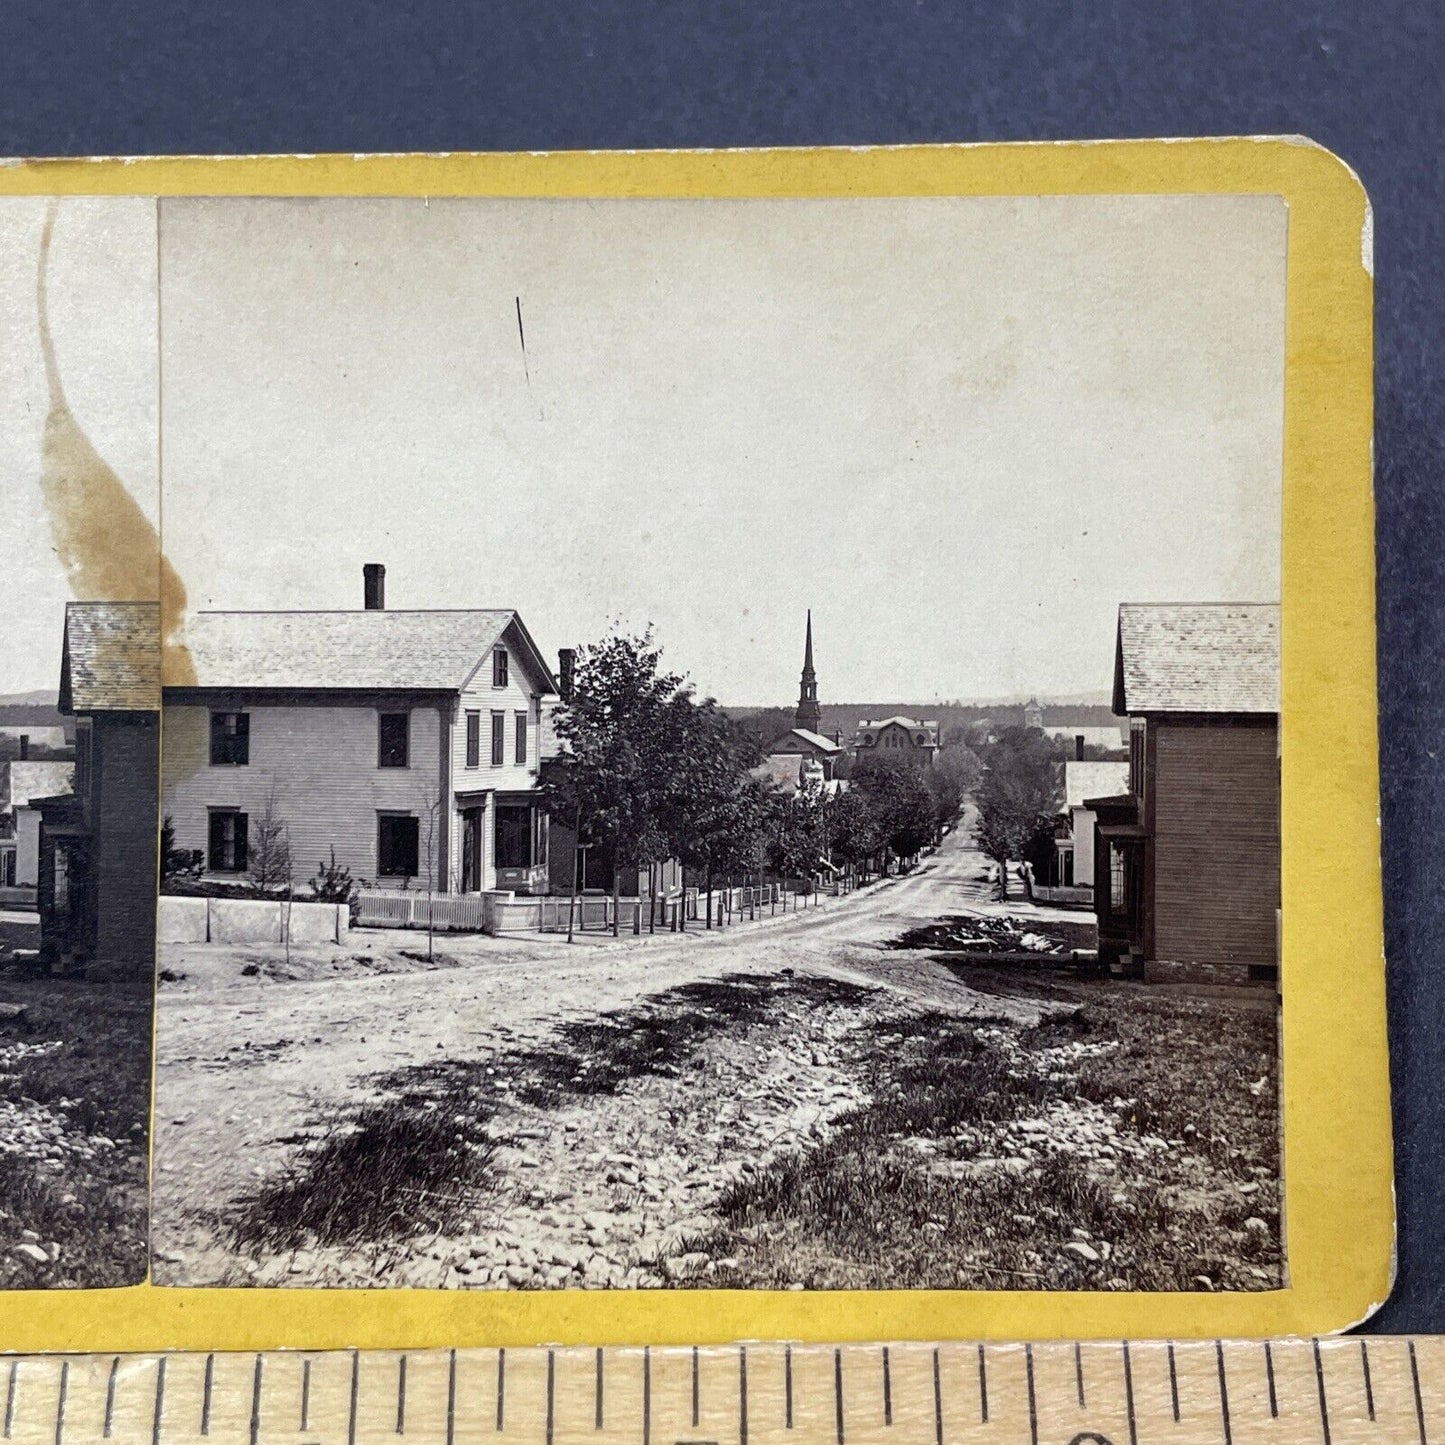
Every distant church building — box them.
[757,612,845,794]
[1024,697,1044,731]
[795,610,822,734]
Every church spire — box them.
[795,610,822,733]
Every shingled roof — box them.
[175,610,558,693]
[60,602,161,713]
[1113,603,1279,716]
[1064,760,1131,809]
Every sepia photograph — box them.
[5,190,1285,1293]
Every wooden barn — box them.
[1089,602,1280,983]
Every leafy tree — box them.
[768,777,829,888]
[925,743,983,832]
[663,701,772,926]
[826,787,880,879]
[851,756,936,868]
[538,630,689,938]
[974,726,1064,898]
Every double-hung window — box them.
[492,648,509,688]
[378,711,409,768]
[208,810,249,872]
[377,814,420,878]
[210,711,250,766]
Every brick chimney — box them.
[18,734,29,760]
[558,648,576,703]
[1075,734,1085,760]
[363,563,386,611]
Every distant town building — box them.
[1023,697,1044,731]
[1,758,74,889]
[794,610,822,735]
[0,725,69,755]
[37,601,161,977]
[759,612,846,793]
[1044,723,1129,757]
[852,716,940,767]
[1090,602,1280,983]
[1052,759,1129,892]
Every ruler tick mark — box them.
[599,1347,607,1431]
[1313,1340,1331,1445]
[545,1351,555,1445]
[1168,1343,1179,1424]
[54,1360,67,1445]
[978,1345,989,1424]
[1075,1343,1085,1409]
[348,1350,360,1445]
[447,1351,457,1445]
[1123,1342,1137,1445]
[249,1354,263,1445]
[1411,1341,1427,1445]
[397,1353,408,1435]
[301,1358,312,1434]
[103,1357,118,1439]
[691,1345,698,1430]
[934,1348,944,1445]
[152,1357,167,1445]
[785,1345,793,1430]
[1216,1342,1233,1445]
[1264,1343,1278,1419]
[1359,1340,1375,1421]
[644,1347,652,1445]
[739,1347,748,1445]
[834,1350,845,1445]
[496,1349,505,1432]
[883,1347,892,1428]
[4,1359,15,1439]
[202,1353,214,1437]
[1026,1345,1038,1445]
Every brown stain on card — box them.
[38,203,195,687]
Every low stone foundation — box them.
[1144,957,1276,986]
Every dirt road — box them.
[151,830,1063,1286]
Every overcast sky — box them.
[3,192,1285,703]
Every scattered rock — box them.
[13,1243,50,1265]
[1063,1241,1100,1264]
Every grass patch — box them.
[225,969,878,1257]
[691,984,1280,1292]
[507,972,877,1107]
[231,1079,501,1253]
[0,976,150,1288]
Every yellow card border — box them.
[0,139,1387,1350]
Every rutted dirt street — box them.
[150,829,1281,1291]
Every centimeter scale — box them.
[0,1339,1436,1445]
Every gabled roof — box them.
[1064,760,1130,810]
[856,716,940,741]
[2,760,75,810]
[173,610,559,694]
[1113,603,1279,716]
[60,602,161,713]
[774,728,843,754]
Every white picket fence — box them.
[354,878,842,937]
[355,891,489,932]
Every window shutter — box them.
[234,814,249,872]
[208,813,226,871]
[235,712,250,765]
[403,818,420,877]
